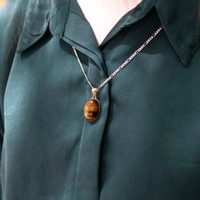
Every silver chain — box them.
[72,26,163,90]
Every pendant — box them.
[84,88,100,121]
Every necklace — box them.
[73,26,163,121]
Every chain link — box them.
[73,26,163,90]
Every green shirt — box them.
[0,0,200,199]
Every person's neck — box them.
[77,0,142,45]
[0,0,7,8]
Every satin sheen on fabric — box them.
[0,0,200,199]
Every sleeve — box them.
[0,0,27,198]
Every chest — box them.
[77,0,142,44]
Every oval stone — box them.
[84,98,100,121]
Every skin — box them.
[0,0,6,7]
[77,0,142,44]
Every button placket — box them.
[74,56,110,200]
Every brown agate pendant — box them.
[84,88,100,121]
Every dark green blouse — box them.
[0,0,200,199]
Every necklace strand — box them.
[72,26,163,121]
[72,26,163,90]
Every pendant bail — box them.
[92,88,99,98]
